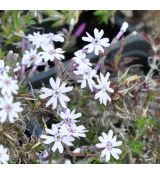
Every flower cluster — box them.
[0,60,23,123]
[39,22,128,161]
[0,21,128,163]
[40,78,88,153]
[73,28,114,105]
[20,32,65,78]
[82,28,110,55]
[0,59,24,163]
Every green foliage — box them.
[86,131,98,145]
[97,102,106,112]
[41,10,81,27]
[0,11,36,45]
[135,116,156,129]
[89,157,102,164]
[0,48,6,57]
[94,10,116,25]
[130,140,144,155]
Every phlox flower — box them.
[0,73,19,96]
[40,44,65,62]
[41,124,75,153]
[74,65,98,91]
[22,48,43,67]
[60,108,81,125]
[40,77,73,109]
[26,32,49,49]
[95,72,114,105]
[60,124,88,138]
[82,28,110,55]
[0,96,23,123]
[96,130,122,162]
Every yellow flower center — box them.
[56,135,61,140]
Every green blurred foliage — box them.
[135,116,156,130]
[0,48,6,57]
[0,11,36,45]
[94,10,116,25]
[130,140,144,155]
[40,10,81,27]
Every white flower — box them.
[95,72,114,105]
[74,49,87,59]
[60,124,88,138]
[0,145,9,164]
[0,96,23,123]
[120,22,129,32]
[39,77,73,109]
[41,124,75,153]
[22,48,43,67]
[60,108,81,125]
[26,32,48,49]
[40,44,65,62]
[0,73,19,96]
[73,57,92,67]
[74,65,98,91]
[96,130,122,162]
[73,49,92,67]
[0,60,10,74]
[82,28,110,55]
[44,33,64,43]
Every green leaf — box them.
[130,140,143,155]
[94,10,116,25]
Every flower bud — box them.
[120,22,129,32]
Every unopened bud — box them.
[120,22,129,32]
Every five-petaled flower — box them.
[0,96,23,123]
[82,28,110,55]
[40,77,73,109]
[0,73,19,97]
[22,48,43,67]
[27,32,48,49]
[73,49,92,67]
[74,49,87,59]
[95,72,114,105]
[41,124,75,153]
[40,44,65,62]
[96,130,122,162]
[60,124,88,138]
[74,65,98,91]
[60,108,82,126]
